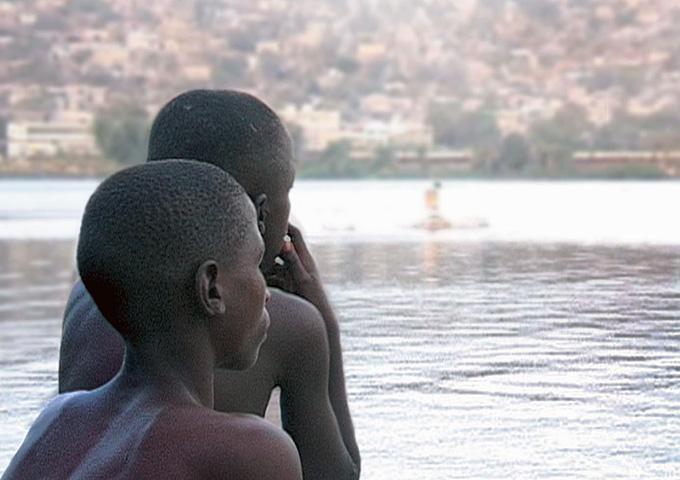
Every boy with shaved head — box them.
[59,90,360,479]
[4,161,302,479]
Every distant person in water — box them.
[425,180,442,214]
[59,90,360,479]
[3,161,302,480]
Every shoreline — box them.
[1,172,679,182]
[0,173,104,180]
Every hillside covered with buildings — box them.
[1,0,680,177]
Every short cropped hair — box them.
[147,90,292,188]
[77,160,253,339]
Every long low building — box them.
[6,117,99,159]
[349,148,475,175]
[394,149,475,174]
[573,151,680,176]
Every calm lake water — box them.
[1,180,680,478]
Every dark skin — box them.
[59,163,361,479]
[4,221,302,480]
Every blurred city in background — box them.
[2,0,680,178]
[4,3,680,478]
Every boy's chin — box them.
[218,349,259,371]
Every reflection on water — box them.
[1,240,680,478]
[0,241,74,468]
[318,241,680,479]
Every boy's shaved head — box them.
[147,89,294,195]
[77,160,254,340]
[147,89,296,272]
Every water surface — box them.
[1,181,679,478]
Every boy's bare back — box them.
[4,387,299,480]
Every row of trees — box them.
[296,142,399,178]
[293,101,679,179]
[94,104,150,166]
[425,101,680,177]
[92,100,680,178]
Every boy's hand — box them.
[266,224,328,310]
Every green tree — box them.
[515,0,560,23]
[286,123,305,165]
[371,145,396,175]
[427,102,501,149]
[319,140,355,177]
[592,111,642,150]
[94,105,150,166]
[0,117,7,157]
[228,29,257,53]
[300,140,366,178]
[65,0,119,23]
[336,56,359,75]
[529,104,592,174]
[638,110,680,150]
[213,56,249,87]
[497,133,533,174]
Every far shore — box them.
[1,157,678,181]
[2,172,680,182]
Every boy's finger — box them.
[287,223,300,236]
[287,224,304,245]
[280,244,311,283]
[287,223,311,257]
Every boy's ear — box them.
[252,193,268,236]
[196,260,226,316]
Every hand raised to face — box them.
[265,224,327,309]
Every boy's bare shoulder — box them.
[168,408,302,479]
[268,288,327,343]
[266,289,330,370]
[1,391,92,478]
[25,391,86,432]
[59,280,124,393]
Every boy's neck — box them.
[118,335,215,409]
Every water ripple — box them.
[3,241,680,478]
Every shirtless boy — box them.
[59,90,360,479]
[3,161,302,479]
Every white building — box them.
[280,105,343,152]
[281,104,433,153]
[344,119,433,150]
[7,115,98,159]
